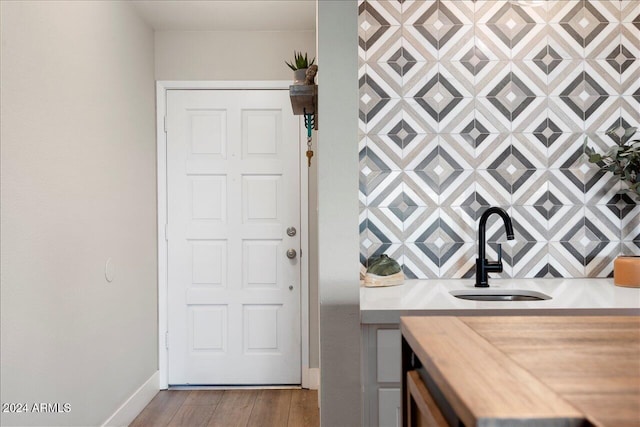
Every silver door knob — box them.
[286,249,297,259]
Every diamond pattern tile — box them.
[621,96,640,124]
[437,169,476,208]
[512,23,548,61]
[486,2,536,50]
[621,1,640,23]
[388,47,417,76]
[405,0,473,54]
[560,70,609,120]
[403,171,440,207]
[548,23,584,59]
[621,49,640,96]
[366,26,404,65]
[366,135,402,171]
[511,240,548,278]
[475,170,511,206]
[547,96,584,132]
[403,206,439,242]
[439,242,476,278]
[622,204,640,242]
[512,60,548,96]
[606,44,634,76]
[622,22,640,58]
[360,0,401,29]
[585,166,622,205]
[511,169,548,206]
[475,96,513,133]
[359,0,632,279]
[585,19,622,60]
[475,24,511,61]
[366,170,403,207]
[360,75,392,124]
[403,242,440,279]
[584,92,620,133]
[475,132,511,169]
[560,1,609,48]
[368,207,403,243]
[460,46,491,76]
[621,241,640,256]
[412,71,464,123]
[487,71,538,121]
[533,118,563,146]
[533,44,564,75]
[549,241,586,276]
[587,58,622,94]
[402,24,439,63]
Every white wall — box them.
[317,1,361,425]
[154,29,320,369]
[0,2,157,426]
[155,30,316,81]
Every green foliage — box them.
[584,126,640,201]
[285,51,315,71]
[367,254,401,276]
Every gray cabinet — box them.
[362,325,401,427]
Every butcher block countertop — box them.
[400,316,640,427]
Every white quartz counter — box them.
[360,278,640,324]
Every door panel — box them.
[167,89,301,385]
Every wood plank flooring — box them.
[130,389,319,427]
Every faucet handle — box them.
[485,243,504,273]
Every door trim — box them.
[156,81,310,389]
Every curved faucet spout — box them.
[476,207,515,287]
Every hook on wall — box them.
[303,108,316,134]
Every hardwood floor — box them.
[130,389,319,427]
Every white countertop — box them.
[360,278,640,324]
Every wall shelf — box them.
[289,84,318,129]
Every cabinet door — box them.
[377,329,401,383]
[379,388,401,427]
[362,325,402,427]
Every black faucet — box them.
[476,207,515,287]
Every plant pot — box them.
[293,68,307,85]
[613,256,640,287]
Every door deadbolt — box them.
[286,227,297,237]
[286,249,297,259]
[289,285,294,290]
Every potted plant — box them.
[585,126,640,287]
[585,126,640,200]
[285,51,315,84]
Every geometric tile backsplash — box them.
[359,0,640,278]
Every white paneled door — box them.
[166,89,301,385]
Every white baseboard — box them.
[302,368,320,390]
[102,371,159,427]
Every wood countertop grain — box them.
[401,316,640,427]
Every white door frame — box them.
[156,81,310,389]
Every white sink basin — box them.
[449,289,552,301]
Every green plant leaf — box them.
[581,126,640,201]
[588,153,602,163]
[285,51,316,70]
